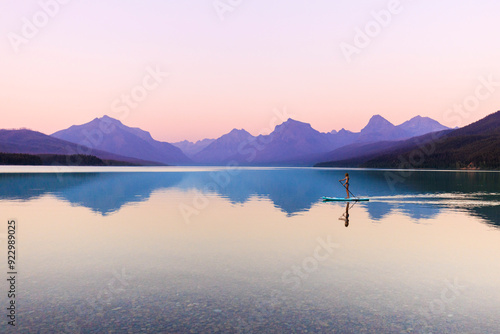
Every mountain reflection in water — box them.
[0,168,499,226]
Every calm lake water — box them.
[1,167,500,333]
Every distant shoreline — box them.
[1,165,500,173]
[0,152,161,167]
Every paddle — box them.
[339,180,357,199]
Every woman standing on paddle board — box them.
[339,173,350,198]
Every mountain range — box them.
[52,115,191,165]
[0,129,160,165]
[316,110,500,169]
[173,115,449,165]
[171,138,215,156]
[3,112,498,168]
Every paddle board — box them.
[322,196,369,202]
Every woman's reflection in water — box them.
[339,202,350,227]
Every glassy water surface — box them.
[1,167,499,333]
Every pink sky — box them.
[1,0,500,142]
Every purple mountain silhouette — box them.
[356,115,404,142]
[172,138,215,157]
[0,129,160,165]
[191,116,449,165]
[1,113,446,166]
[250,119,335,163]
[51,115,190,165]
[398,115,453,137]
[193,129,255,163]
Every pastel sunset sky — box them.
[1,0,500,141]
